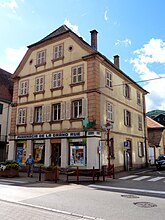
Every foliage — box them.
[0,160,19,171]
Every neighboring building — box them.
[8,25,148,171]
[146,116,165,164]
[0,68,13,162]
[147,109,165,126]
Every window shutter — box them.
[29,107,34,124]
[82,98,88,117]
[46,105,51,122]
[42,106,46,122]
[66,101,71,119]
[61,102,66,120]
[124,109,126,125]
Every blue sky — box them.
[0,0,165,112]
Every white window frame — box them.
[20,80,28,96]
[124,110,131,127]
[106,71,112,88]
[52,103,61,121]
[72,100,82,118]
[52,71,62,88]
[138,115,143,130]
[54,44,63,60]
[107,102,113,121]
[35,76,44,92]
[72,65,83,84]
[34,106,42,123]
[18,108,26,124]
[123,83,130,99]
[37,50,46,65]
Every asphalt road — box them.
[0,167,164,220]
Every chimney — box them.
[90,30,98,50]
[114,55,119,68]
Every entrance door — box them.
[124,140,132,171]
[51,143,61,166]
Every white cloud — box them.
[130,38,165,111]
[104,10,108,21]
[115,38,131,47]
[64,19,81,37]
[0,0,18,13]
[0,46,27,73]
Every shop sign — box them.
[16,132,83,140]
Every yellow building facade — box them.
[8,25,148,171]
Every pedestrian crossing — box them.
[119,175,165,183]
[0,179,27,185]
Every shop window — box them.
[70,144,86,166]
[34,143,45,164]
[15,143,27,163]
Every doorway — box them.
[124,139,132,171]
[51,143,61,166]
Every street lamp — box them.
[106,120,111,178]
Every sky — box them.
[0,0,165,112]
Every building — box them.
[8,25,148,171]
[0,68,13,162]
[147,109,165,126]
[147,116,165,164]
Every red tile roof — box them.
[146,116,164,128]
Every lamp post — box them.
[106,120,111,178]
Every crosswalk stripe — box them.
[147,177,165,182]
[119,175,138,180]
[0,181,13,185]
[133,176,150,181]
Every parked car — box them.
[155,154,165,170]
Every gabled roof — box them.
[0,68,13,102]
[28,25,70,48]
[14,24,148,94]
[146,116,164,129]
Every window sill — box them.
[49,120,62,124]
[16,123,27,127]
[32,122,44,126]
[18,94,29,98]
[35,62,46,68]
[105,85,113,90]
[50,86,63,91]
[70,118,83,122]
[33,90,45,95]
[51,56,64,62]
[70,81,85,87]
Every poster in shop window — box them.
[70,146,85,166]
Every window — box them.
[34,106,42,123]
[18,108,26,124]
[124,110,131,127]
[52,103,61,121]
[52,71,62,88]
[35,76,44,92]
[106,71,112,88]
[70,145,86,166]
[20,80,28,96]
[137,91,141,105]
[36,50,46,65]
[138,115,142,130]
[138,142,144,157]
[0,104,3,114]
[54,44,63,60]
[107,102,113,121]
[72,100,82,118]
[123,83,130,99]
[72,65,83,83]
